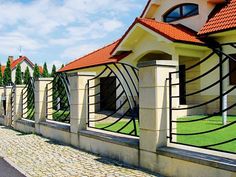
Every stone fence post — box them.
[138,60,177,167]
[0,87,5,116]
[12,85,25,125]
[5,86,13,126]
[35,78,53,133]
[69,72,95,146]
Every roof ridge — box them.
[64,39,120,67]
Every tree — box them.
[42,62,49,77]
[33,64,41,79]
[0,65,3,86]
[51,64,56,77]
[15,64,22,85]
[3,59,12,85]
[24,67,31,84]
[61,64,64,69]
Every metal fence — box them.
[168,42,236,154]
[46,73,70,123]
[87,63,139,136]
[21,78,35,120]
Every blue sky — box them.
[0,0,147,69]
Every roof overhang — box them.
[112,23,173,55]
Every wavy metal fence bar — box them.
[169,43,236,154]
[21,78,35,120]
[87,63,139,136]
[46,73,70,123]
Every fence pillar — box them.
[35,78,53,133]
[0,87,5,117]
[13,85,25,125]
[4,86,13,126]
[138,60,177,153]
[69,72,95,146]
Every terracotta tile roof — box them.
[137,18,204,44]
[38,66,43,74]
[199,0,236,35]
[11,56,34,69]
[0,66,5,75]
[1,56,35,74]
[59,40,131,72]
[110,18,204,54]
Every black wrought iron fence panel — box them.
[21,78,35,120]
[11,85,16,119]
[46,73,70,123]
[87,63,139,137]
[169,42,236,154]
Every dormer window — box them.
[163,3,199,22]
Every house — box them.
[59,0,236,116]
[1,56,43,83]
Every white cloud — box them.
[61,43,101,60]
[47,60,64,71]
[0,0,145,63]
[0,32,43,56]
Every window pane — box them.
[168,8,181,18]
[183,4,198,16]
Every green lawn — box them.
[52,110,70,123]
[177,116,236,153]
[95,120,139,136]
[96,116,235,153]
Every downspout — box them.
[202,38,224,116]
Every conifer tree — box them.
[24,66,31,84]
[3,59,12,85]
[33,64,40,79]
[42,62,49,77]
[51,64,56,77]
[15,64,22,85]
[0,65,3,86]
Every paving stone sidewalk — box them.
[0,126,161,177]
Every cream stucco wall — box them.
[143,0,216,32]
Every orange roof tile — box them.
[38,66,43,74]
[111,18,204,54]
[137,18,204,44]
[1,66,5,75]
[59,40,131,72]
[199,0,236,35]
[11,56,34,69]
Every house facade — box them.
[1,56,43,83]
[59,0,236,116]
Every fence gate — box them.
[169,42,236,154]
[21,78,35,120]
[46,73,70,123]
[87,63,139,136]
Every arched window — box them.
[163,3,199,22]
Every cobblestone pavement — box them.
[0,126,161,177]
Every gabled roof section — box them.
[138,18,204,44]
[111,18,204,55]
[199,0,236,35]
[59,40,131,72]
[11,56,34,69]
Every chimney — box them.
[8,56,14,63]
